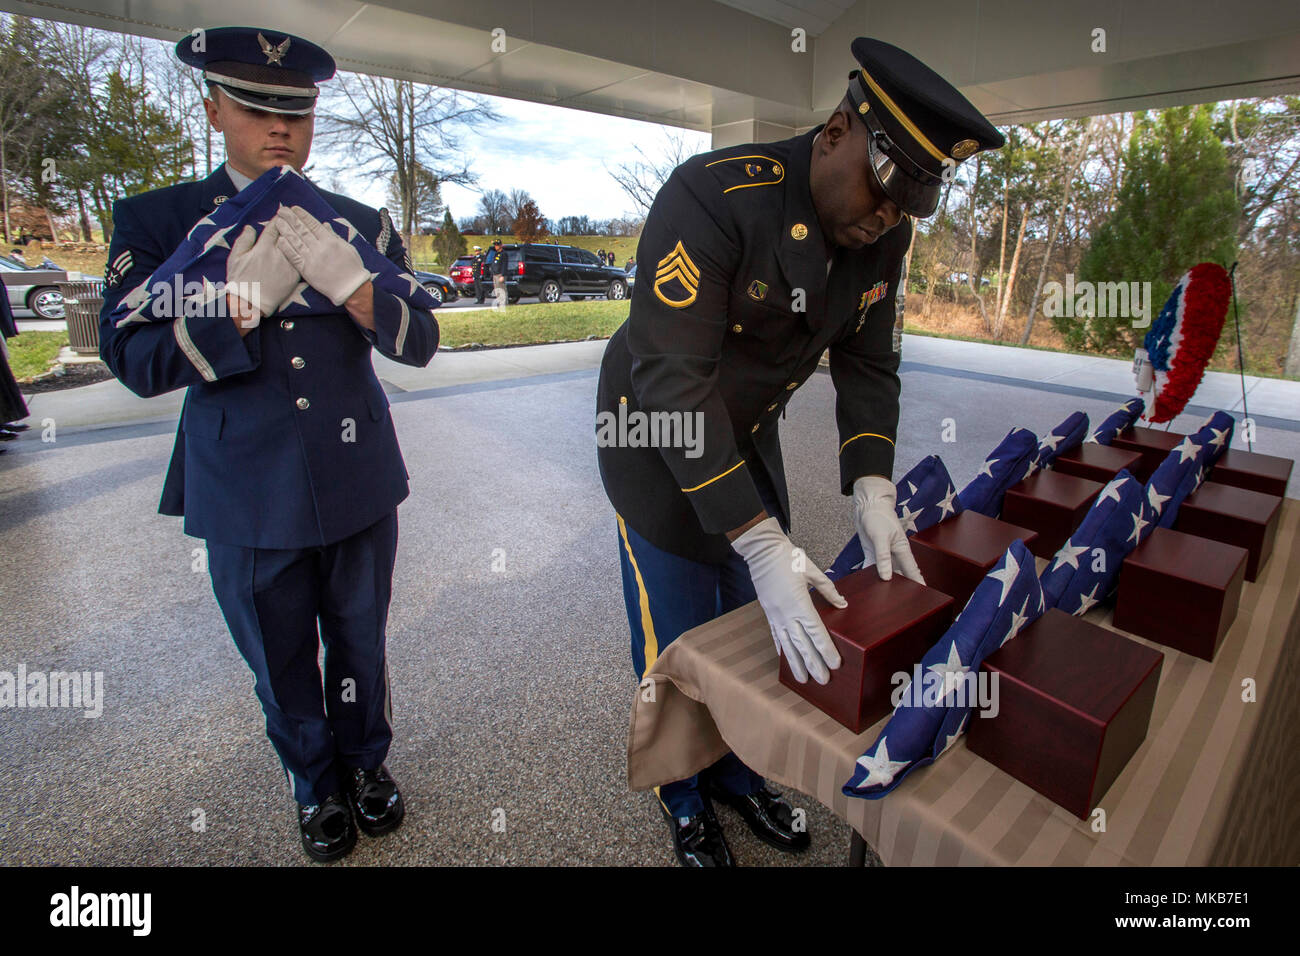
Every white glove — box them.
[273,205,371,306]
[225,220,301,320]
[732,517,845,684]
[852,475,925,584]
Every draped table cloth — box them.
[627,497,1300,865]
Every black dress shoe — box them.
[298,792,357,862]
[0,431,16,442]
[704,780,810,852]
[3,423,29,432]
[658,799,735,867]
[346,765,405,836]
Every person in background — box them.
[489,238,507,306]
[0,271,29,449]
[471,244,486,303]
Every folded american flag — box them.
[825,455,962,581]
[1035,410,1089,469]
[843,539,1045,798]
[958,426,1038,517]
[1088,397,1146,446]
[1148,411,1235,528]
[108,165,439,328]
[1196,410,1235,467]
[1039,469,1153,614]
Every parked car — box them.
[448,255,479,296]
[411,269,456,306]
[0,255,67,319]
[497,243,629,304]
[625,263,636,288]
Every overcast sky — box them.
[321,91,712,226]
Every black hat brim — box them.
[866,133,942,219]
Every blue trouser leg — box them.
[207,512,398,805]
[616,479,782,818]
[318,511,398,772]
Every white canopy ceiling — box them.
[5,0,1298,138]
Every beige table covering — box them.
[628,497,1300,865]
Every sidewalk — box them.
[18,332,1299,432]
[900,335,1299,422]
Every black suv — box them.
[493,243,630,304]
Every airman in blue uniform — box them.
[98,26,439,862]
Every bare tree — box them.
[315,75,498,248]
[606,128,697,217]
[477,188,509,234]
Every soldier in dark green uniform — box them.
[596,37,1004,866]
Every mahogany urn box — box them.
[966,608,1163,819]
[1173,481,1281,582]
[908,510,1039,610]
[1207,448,1293,498]
[1109,426,1186,482]
[1113,527,1247,661]
[1001,470,1105,559]
[778,570,954,734]
[1052,443,1143,484]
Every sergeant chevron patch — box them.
[653,241,700,308]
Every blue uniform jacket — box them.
[98,166,439,548]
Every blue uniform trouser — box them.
[616,482,785,819]
[207,511,398,806]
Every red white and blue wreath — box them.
[1135,262,1231,424]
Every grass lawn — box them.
[438,299,629,348]
[7,331,68,381]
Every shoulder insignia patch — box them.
[703,154,784,193]
[104,249,133,289]
[377,206,393,253]
[654,241,700,308]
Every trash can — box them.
[58,280,104,355]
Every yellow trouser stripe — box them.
[618,514,660,673]
[681,459,745,493]
[839,432,895,454]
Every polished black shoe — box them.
[2,422,29,432]
[704,780,810,853]
[0,431,16,442]
[658,800,735,867]
[346,765,405,836]
[298,792,357,863]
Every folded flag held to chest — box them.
[109,165,439,329]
